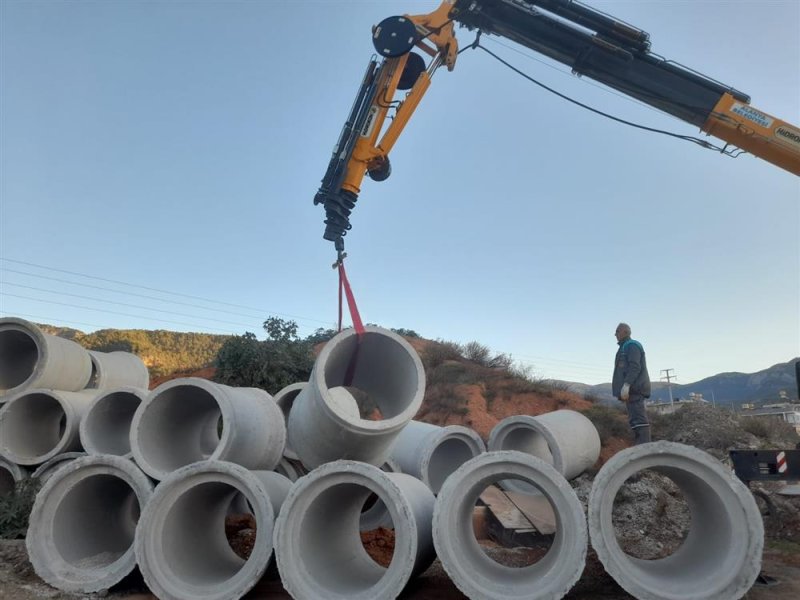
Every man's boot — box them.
[633,425,651,445]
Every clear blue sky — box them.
[1,0,798,385]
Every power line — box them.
[0,257,335,327]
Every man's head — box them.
[615,322,631,342]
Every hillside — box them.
[37,324,230,377]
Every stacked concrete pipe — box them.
[31,452,87,485]
[588,441,764,600]
[136,461,291,600]
[273,382,306,460]
[433,451,587,600]
[0,456,27,496]
[389,420,486,494]
[26,454,154,594]
[0,389,98,465]
[488,410,600,492]
[287,326,425,469]
[274,461,436,600]
[130,378,286,480]
[0,317,91,398]
[80,387,147,458]
[360,458,403,532]
[86,350,150,390]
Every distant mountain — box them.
[38,324,231,377]
[566,359,800,408]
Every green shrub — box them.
[0,479,40,539]
[582,404,629,443]
[422,340,464,370]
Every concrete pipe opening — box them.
[288,327,425,469]
[26,455,153,593]
[131,378,285,480]
[81,388,146,457]
[359,460,403,532]
[0,318,91,397]
[136,462,288,600]
[588,441,764,600]
[275,461,436,600]
[433,451,587,600]
[0,457,27,496]
[0,390,94,465]
[86,351,150,390]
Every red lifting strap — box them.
[337,261,365,335]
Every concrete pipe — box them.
[135,461,291,600]
[274,457,308,482]
[0,317,91,398]
[274,382,306,460]
[433,451,587,600]
[389,420,486,494]
[588,441,764,600]
[80,387,147,458]
[0,456,27,496]
[275,460,436,600]
[31,452,86,485]
[488,410,600,492]
[130,378,285,480]
[0,389,98,465]
[86,350,150,390]
[360,459,403,532]
[26,454,153,594]
[287,327,425,469]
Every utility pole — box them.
[661,369,677,409]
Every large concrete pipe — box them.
[274,457,308,482]
[389,420,486,494]
[275,461,436,600]
[130,378,285,480]
[0,389,97,465]
[87,350,150,390]
[135,461,291,600]
[274,382,306,460]
[360,459,403,532]
[287,327,425,469]
[433,451,587,600]
[588,441,764,600]
[0,456,27,496]
[488,410,600,492]
[0,317,91,398]
[26,454,153,594]
[80,387,147,458]
[31,452,86,485]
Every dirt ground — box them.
[1,538,798,600]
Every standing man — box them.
[612,322,652,444]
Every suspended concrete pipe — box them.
[588,441,764,600]
[275,461,436,600]
[0,457,27,496]
[389,420,486,494]
[287,327,425,469]
[31,452,87,485]
[0,317,91,398]
[86,350,150,390]
[80,387,147,458]
[130,378,286,480]
[26,454,154,594]
[433,451,587,600]
[274,382,306,460]
[488,410,600,492]
[135,461,291,600]
[0,389,98,465]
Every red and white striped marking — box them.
[777,451,787,474]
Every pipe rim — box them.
[419,425,485,494]
[31,452,87,481]
[433,451,587,600]
[26,454,153,593]
[275,460,419,599]
[313,327,425,433]
[274,382,306,460]
[0,389,79,465]
[135,460,276,600]
[0,318,45,397]
[80,386,146,458]
[588,441,764,600]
